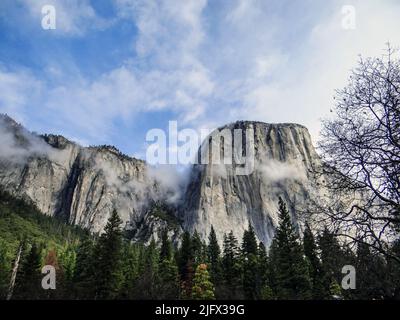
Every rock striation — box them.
[180,121,325,245]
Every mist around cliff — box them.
[0,115,62,165]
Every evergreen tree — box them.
[135,239,160,299]
[120,242,140,299]
[93,209,124,299]
[158,257,180,299]
[192,264,215,300]
[258,242,273,299]
[242,224,261,299]
[318,228,348,299]
[192,230,206,266]
[157,230,179,299]
[269,198,311,299]
[207,226,223,296]
[177,231,197,298]
[354,243,387,299]
[73,235,95,299]
[242,223,258,255]
[303,223,324,299]
[160,229,173,261]
[222,231,243,299]
[58,244,76,299]
[14,243,42,299]
[178,231,193,278]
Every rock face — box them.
[0,115,327,245]
[0,114,175,236]
[180,121,325,246]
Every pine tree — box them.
[258,242,273,299]
[222,231,243,299]
[58,244,76,299]
[269,197,311,299]
[160,229,173,261]
[192,230,206,266]
[242,223,261,299]
[318,228,347,299]
[207,226,223,297]
[135,239,160,299]
[158,257,180,299]
[73,235,95,299]
[177,231,195,294]
[303,223,324,299]
[14,243,42,300]
[120,242,140,299]
[178,231,192,277]
[355,243,387,299]
[157,230,179,299]
[192,264,215,300]
[93,209,124,299]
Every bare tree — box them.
[317,45,400,261]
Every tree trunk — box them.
[6,243,23,300]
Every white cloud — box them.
[2,0,400,154]
[258,159,306,183]
[0,67,43,123]
[215,0,400,143]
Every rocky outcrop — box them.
[0,115,329,245]
[180,121,326,246]
[0,114,179,236]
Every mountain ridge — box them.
[0,114,327,245]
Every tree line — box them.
[1,197,400,300]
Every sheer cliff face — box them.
[0,115,158,234]
[0,115,326,244]
[181,121,325,246]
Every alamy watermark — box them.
[41,5,56,30]
[341,5,356,30]
[41,265,56,290]
[145,121,255,175]
[341,265,356,290]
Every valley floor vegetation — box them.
[1,190,399,300]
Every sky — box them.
[0,0,399,160]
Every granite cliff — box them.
[0,115,327,245]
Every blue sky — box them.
[0,0,399,159]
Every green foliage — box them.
[0,189,84,255]
[242,224,261,299]
[354,243,388,299]
[207,226,223,296]
[13,243,42,299]
[73,235,95,299]
[158,256,180,299]
[222,231,243,299]
[303,223,325,299]
[258,242,273,300]
[269,198,312,299]
[192,264,215,300]
[317,228,349,299]
[148,202,182,230]
[1,189,399,300]
[0,239,11,299]
[93,210,124,299]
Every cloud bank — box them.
[1,0,400,155]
